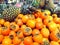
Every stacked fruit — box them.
[0,10,60,45]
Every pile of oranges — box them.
[0,11,60,45]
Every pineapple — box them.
[2,6,20,21]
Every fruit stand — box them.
[0,0,60,45]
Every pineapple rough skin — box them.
[2,6,20,22]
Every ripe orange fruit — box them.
[33,34,43,43]
[23,27,32,36]
[13,36,21,45]
[36,22,43,29]
[41,38,50,45]
[16,30,24,38]
[17,14,23,19]
[24,36,33,45]
[0,35,4,43]
[35,17,42,23]
[20,25,27,31]
[41,27,50,38]
[22,15,29,23]
[0,19,5,25]
[1,26,10,36]
[50,29,60,41]
[31,42,40,45]
[26,20,36,28]
[2,36,12,45]
[10,23,19,32]
[4,21,10,27]
[9,31,16,39]
[32,29,40,36]
[50,41,59,45]
[15,19,23,26]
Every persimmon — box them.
[41,27,50,38]
[52,14,57,18]
[19,42,24,45]
[53,16,60,24]
[2,36,12,45]
[26,20,36,28]
[24,36,33,45]
[55,18,60,24]
[33,34,43,43]
[27,14,35,20]
[13,36,21,45]
[57,40,60,44]
[48,22,58,32]
[0,44,2,45]
[16,30,24,38]
[32,29,40,36]
[36,22,43,29]
[9,31,16,39]
[0,27,2,34]
[10,44,14,45]
[47,16,53,20]
[0,19,5,25]
[31,42,40,45]
[50,41,59,45]
[43,19,53,26]
[52,14,60,24]
[23,27,32,36]
[0,35,4,43]
[41,38,50,45]
[33,11,40,18]
[35,17,42,23]
[40,12,50,19]
[50,29,60,41]
[20,25,27,31]
[15,19,23,26]
[10,23,19,32]
[56,24,60,30]
[17,14,23,19]
[22,15,29,23]
[43,16,53,26]
[1,26,10,36]
[4,21,10,27]
[43,10,51,15]
[52,14,58,23]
